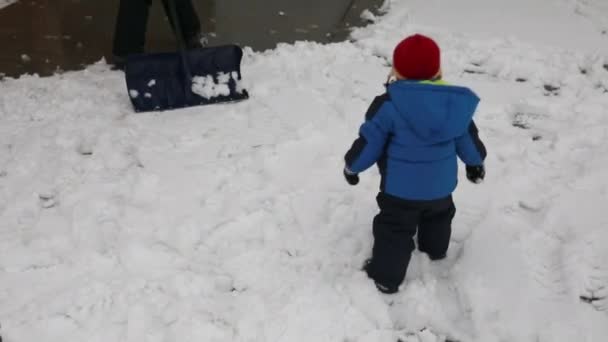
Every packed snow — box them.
[1,0,608,342]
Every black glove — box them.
[343,168,359,186]
[466,165,485,184]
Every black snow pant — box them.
[366,192,456,292]
[113,0,202,57]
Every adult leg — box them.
[112,0,152,57]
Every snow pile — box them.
[1,0,608,342]
[373,0,608,52]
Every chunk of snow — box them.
[191,73,233,99]
[361,9,376,22]
[217,72,231,84]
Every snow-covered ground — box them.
[1,0,608,341]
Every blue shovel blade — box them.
[124,44,249,112]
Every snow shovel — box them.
[124,0,249,112]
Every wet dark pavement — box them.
[0,0,383,78]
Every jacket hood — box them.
[387,81,480,143]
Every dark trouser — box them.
[366,192,456,291]
[113,0,202,57]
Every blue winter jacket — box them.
[345,80,486,200]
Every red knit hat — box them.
[393,34,440,80]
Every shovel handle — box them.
[166,0,193,78]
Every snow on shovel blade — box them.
[124,44,249,112]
